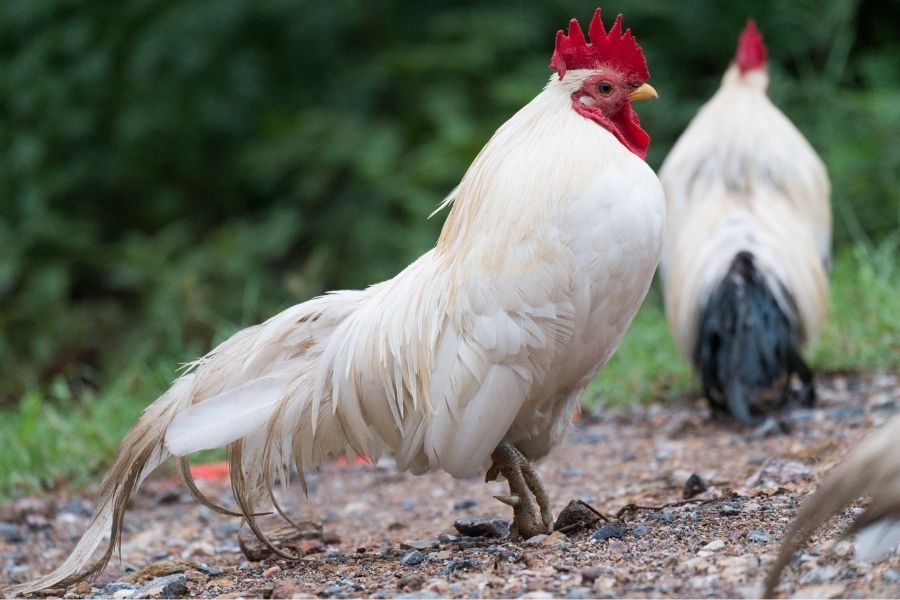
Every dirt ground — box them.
[3,373,900,599]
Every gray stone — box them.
[400,550,424,565]
[57,499,93,517]
[630,524,650,537]
[719,503,740,516]
[801,564,841,584]
[453,515,509,538]
[592,523,624,541]
[197,564,224,575]
[400,539,438,551]
[438,558,480,575]
[93,582,139,599]
[747,529,774,543]
[883,570,900,583]
[0,522,22,543]
[321,584,344,598]
[134,574,188,599]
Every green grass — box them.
[2,240,898,500]
[811,236,900,371]
[0,358,177,497]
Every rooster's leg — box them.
[487,442,553,539]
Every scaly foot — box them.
[486,442,553,538]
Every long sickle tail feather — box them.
[4,377,194,596]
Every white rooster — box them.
[659,20,831,425]
[8,8,663,595]
[765,413,900,595]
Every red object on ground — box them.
[188,461,230,481]
[331,455,372,467]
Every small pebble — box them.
[719,503,740,516]
[702,539,725,551]
[580,568,602,584]
[437,558,479,575]
[748,529,774,543]
[592,523,624,541]
[0,522,22,543]
[401,550,424,566]
[400,539,438,551]
[802,564,841,584]
[883,570,900,583]
[652,512,676,523]
[452,498,477,510]
[57,499,93,517]
[630,524,650,537]
[298,539,326,555]
[565,587,595,599]
[262,565,281,579]
[683,473,708,499]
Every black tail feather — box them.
[695,251,814,425]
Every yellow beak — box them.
[628,83,659,102]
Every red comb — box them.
[550,8,649,81]
[735,18,767,72]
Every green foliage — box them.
[0,357,174,496]
[0,1,898,496]
[812,235,900,371]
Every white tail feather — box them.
[165,374,289,455]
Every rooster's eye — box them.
[596,81,614,96]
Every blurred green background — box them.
[1,0,898,495]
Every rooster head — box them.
[735,18,767,74]
[550,8,657,159]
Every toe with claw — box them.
[487,442,553,539]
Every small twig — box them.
[576,499,611,523]
[615,491,734,521]
[555,521,590,534]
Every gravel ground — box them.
[3,373,900,598]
